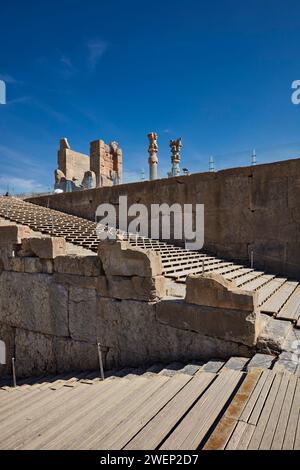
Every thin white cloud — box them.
[60,55,76,78]
[0,145,50,194]
[123,169,143,183]
[0,176,45,194]
[34,100,69,123]
[36,54,76,80]
[6,95,32,105]
[86,40,108,70]
[0,144,38,167]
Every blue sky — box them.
[1,0,300,193]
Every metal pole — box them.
[202,260,205,274]
[97,343,105,381]
[250,250,254,269]
[12,357,17,388]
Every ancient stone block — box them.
[0,224,31,245]
[98,240,163,277]
[54,337,99,373]
[97,275,109,296]
[24,257,43,273]
[0,272,69,337]
[106,275,166,301]
[257,317,293,354]
[2,256,25,272]
[68,287,97,342]
[185,273,258,313]
[96,298,251,370]
[54,254,103,276]
[15,329,56,378]
[53,272,98,290]
[41,259,54,274]
[157,298,258,347]
[29,236,66,259]
[17,237,35,257]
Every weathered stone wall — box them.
[90,140,122,187]
[0,228,258,379]
[28,157,300,279]
[58,148,90,183]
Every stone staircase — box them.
[0,196,300,325]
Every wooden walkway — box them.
[0,364,299,450]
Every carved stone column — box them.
[148,132,158,180]
[170,138,182,177]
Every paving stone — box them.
[180,362,203,375]
[273,359,298,374]
[246,353,276,370]
[159,362,184,376]
[144,363,164,375]
[223,356,250,371]
[282,328,300,353]
[202,360,224,373]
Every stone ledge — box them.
[54,254,103,276]
[98,240,163,277]
[29,237,66,259]
[185,273,258,313]
[0,224,32,245]
[156,298,258,347]
[106,275,166,301]
[53,272,100,290]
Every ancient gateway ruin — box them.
[0,157,299,450]
[54,137,122,191]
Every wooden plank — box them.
[235,423,256,449]
[18,377,153,450]
[259,373,290,449]
[239,370,272,423]
[160,370,243,450]
[171,261,230,276]
[240,275,275,292]
[204,369,261,450]
[223,268,253,281]
[271,374,298,449]
[95,373,193,450]
[208,265,242,275]
[234,271,263,286]
[125,372,215,450]
[261,281,298,315]
[282,378,300,450]
[0,377,126,450]
[163,259,225,274]
[248,373,282,449]
[226,421,248,450]
[47,376,170,450]
[294,408,300,450]
[277,285,300,321]
[247,370,277,426]
[257,278,287,306]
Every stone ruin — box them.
[54,137,122,192]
